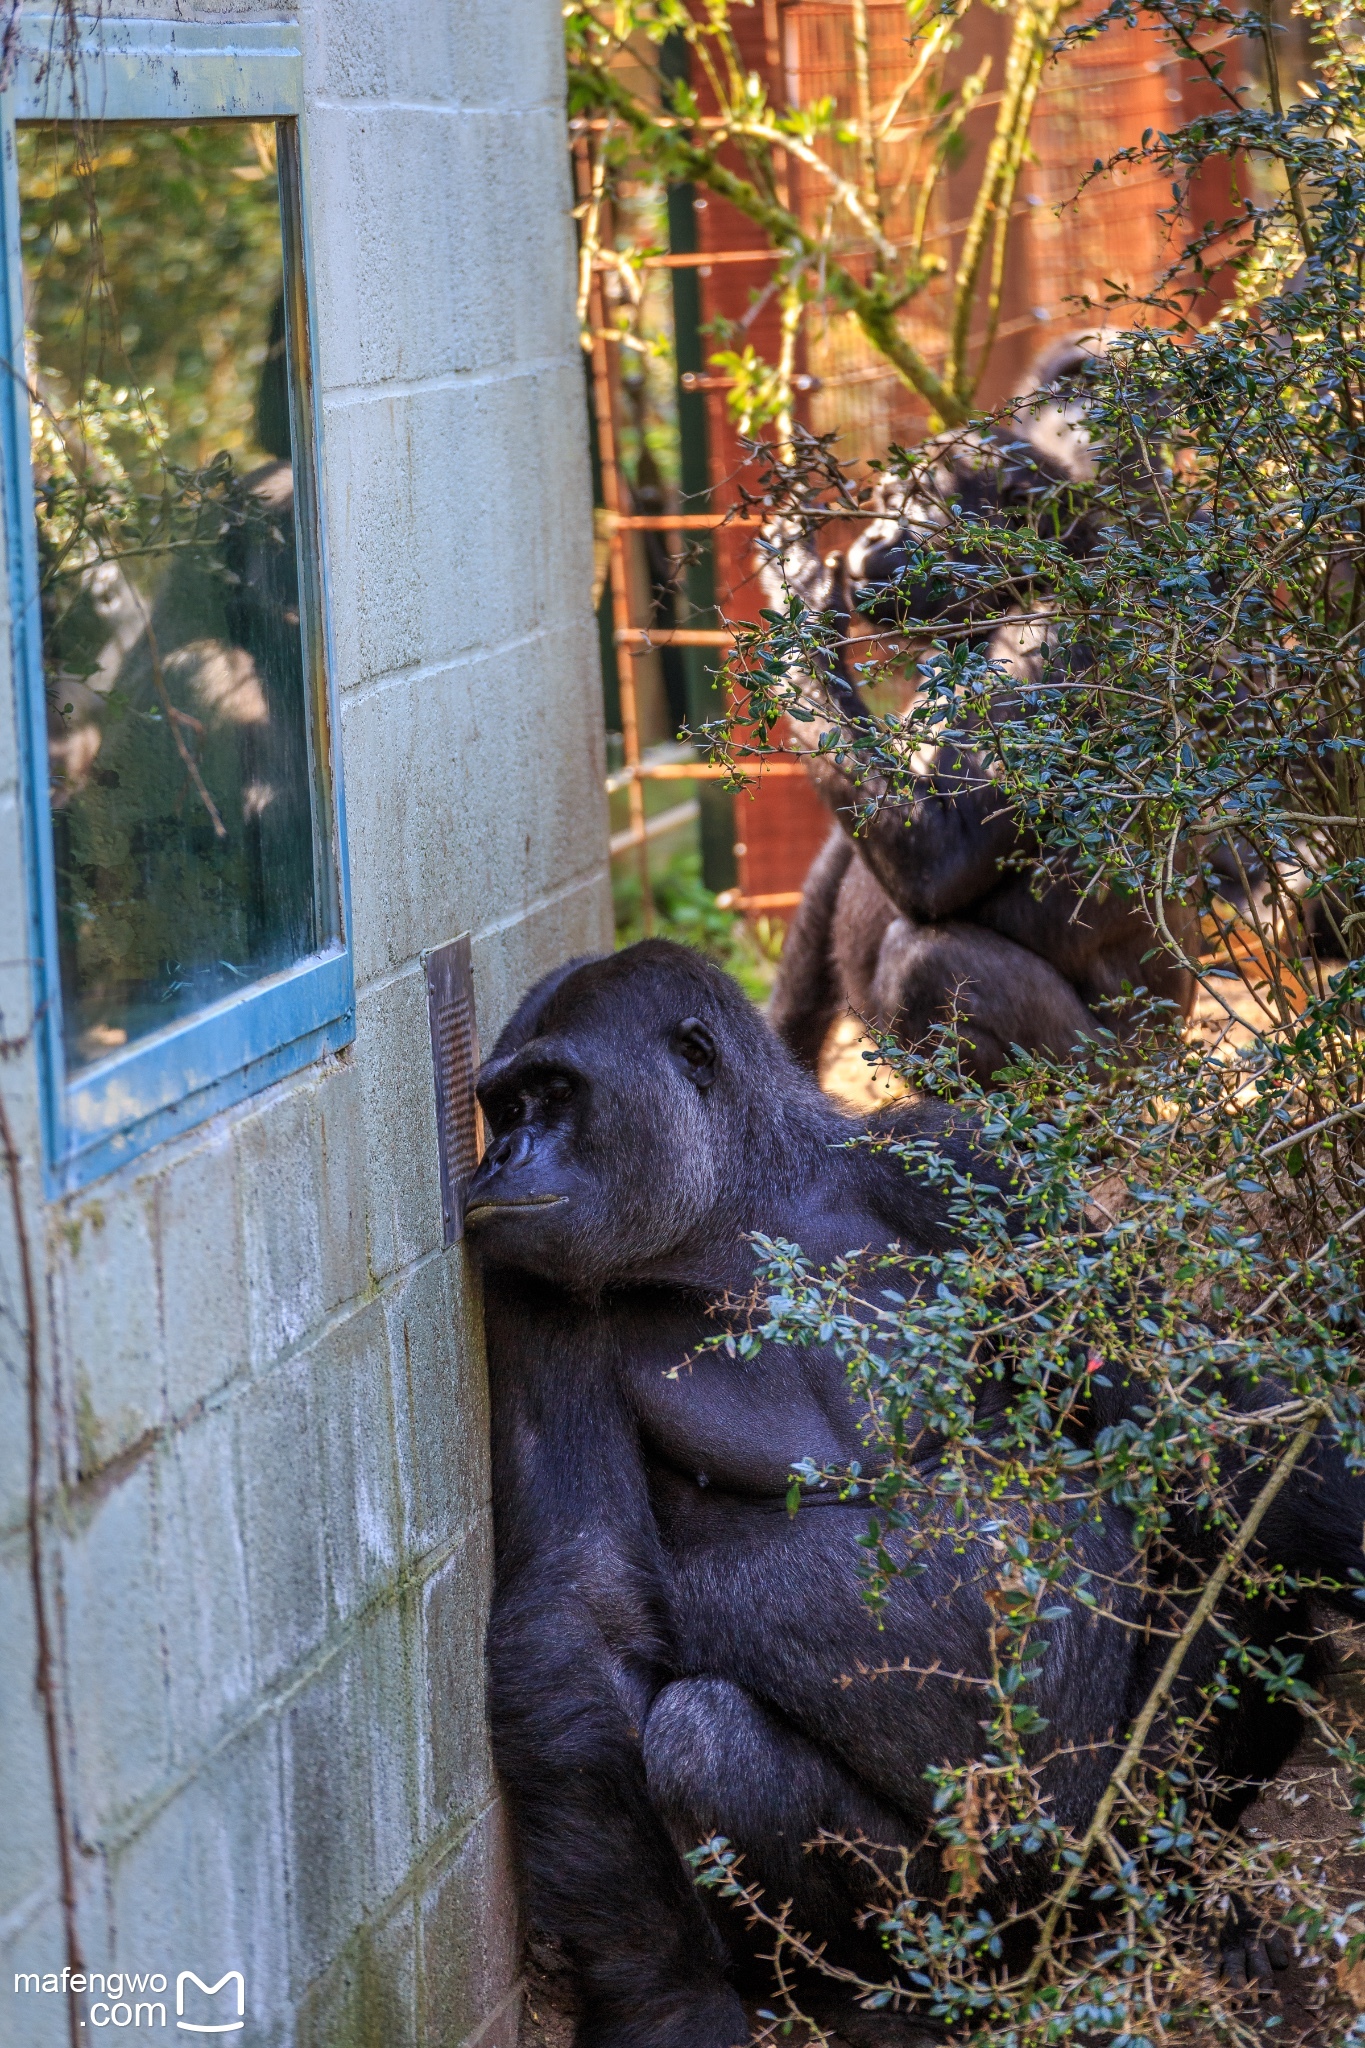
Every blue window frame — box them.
[3,15,354,1195]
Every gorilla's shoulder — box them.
[859,1094,1010,1243]
[865,1092,980,1153]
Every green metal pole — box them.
[662,36,735,892]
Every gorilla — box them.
[835,333,1113,636]
[466,941,1358,2047]
[762,336,1198,1081]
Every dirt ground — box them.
[1232,1629,1365,2043]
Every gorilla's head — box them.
[1010,327,1118,485]
[463,940,822,1295]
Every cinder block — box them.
[386,1256,488,1563]
[357,1594,421,1908]
[60,1457,172,1834]
[312,1300,402,1625]
[343,624,609,991]
[156,1125,251,1417]
[0,1021,43,1546]
[503,111,581,369]
[470,872,614,1051]
[282,1634,371,1992]
[472,0,568,111]
[281,1605,423,1995]
[1,8,616,2046]
[156,1401,254,1767]
[109,1712,291,2048]
[353,971,443,1285]
[0,795,36,1107]
[314,1061,369,1316]
[309,105,578,396]
[308,0,388,102]
[318,394,429,689]
[0,1221,33,1543]
[1,1893,77,2048]
[309,0,564,114]
[309,109,496,392]
[0,651,18,790]
[235,1354,328,1688]
[321,362,596,693]
[420,1524,495,1841]
[297,1895,418,2048]
[237,1085,326,1366]
[419,1801,520,2048]
[51,1186,166,1475]
[0,1538,65,1918]
[467,1987,525,2048]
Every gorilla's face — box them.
[464,1005,724,1294]
[464,1050,584,1262]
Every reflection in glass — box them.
[18,121,320,1071]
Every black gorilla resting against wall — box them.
[466,943,1359,2048]
[764,344,1197,1080]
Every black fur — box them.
[765,340,1197,1080]
[467,943,1363,2045]
[766,827,854,1072]
[766,680,1197,1083]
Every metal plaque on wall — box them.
[423,933,484,1245]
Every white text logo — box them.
[176,1972,245,2034]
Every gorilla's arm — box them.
[761,527,1033,923]
[484,1287,748,2048]
[766,826,853,1070]
[804,742,1027,922]
[621,1103,995,1493]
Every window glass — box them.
[18,121,321,1071]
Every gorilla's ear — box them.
[669,1017,720,1091]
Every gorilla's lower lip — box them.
[464,1195,567,1224]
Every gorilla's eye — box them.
[542,1075,575,1109]
[669,1018,719,1090]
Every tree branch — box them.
[572,59,969,424]
[1022,1404,1327,1990]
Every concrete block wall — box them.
[0,3,611,2042]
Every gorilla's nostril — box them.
[478,1126,534,1181]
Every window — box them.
[4,18,353,1193]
